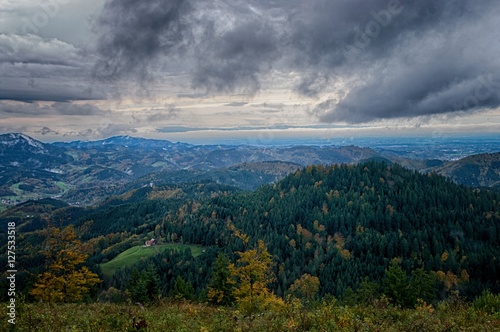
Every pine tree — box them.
[172,275,194,301]
[128,265,160,303]
[207,253,235,305]
[382,261,412,307]
[410,267,438,303]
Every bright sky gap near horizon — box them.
[0,0,499,144]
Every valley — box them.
[1,133,499,208]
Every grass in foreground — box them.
[9,300,500,332]
[100,244,205,277]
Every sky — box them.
[0,0,499,144]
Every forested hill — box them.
[105,161,500,301]
[433,152,500,189]
[2,161,499,305]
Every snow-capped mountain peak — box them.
[1,133,47,153]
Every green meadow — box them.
[100,244,205,277]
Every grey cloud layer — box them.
[132,104,180,123]
[0,34,106,102]
[94,0,500,123]
[0,101,109,117]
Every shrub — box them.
[473,291,500,315]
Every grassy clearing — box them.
[10,182,23,196]
[100,244,204,277]
[65,151,80,161]
[8,182,40,201]
[55,181,70,193]
[151,161,169,167]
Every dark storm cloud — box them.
[94,0,500,122]
[288,0,459,93]
[293,0,500,122]
[298,0,500,122]
[93,0,280,93]
[190,19,280,94]
[93,0,193,83]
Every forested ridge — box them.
[108,161,498,303]
[1,161,499,308]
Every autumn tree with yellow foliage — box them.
[228,240,285,315]
[288,273,320,303]
[30,225,101,303]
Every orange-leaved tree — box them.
[30,225,101,303]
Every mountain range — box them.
[0,133,499,207]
